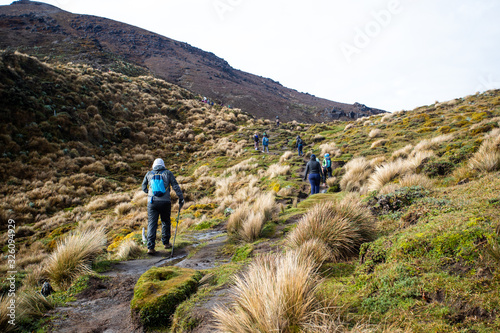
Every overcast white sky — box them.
[2,0,500,111]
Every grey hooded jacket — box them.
[141,165,184,203]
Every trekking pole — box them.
[171,207,181,257]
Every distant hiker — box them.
[296,135,304,156]
[322,153,332,185]
[253,133,259,150]
[276,116,280,127]
[262,134,270,153]
[303,154,323,195]
[142,158,184,254]
[41,281,53,297]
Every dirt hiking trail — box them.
[47,230,230,333]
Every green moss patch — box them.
[130,266,202,329]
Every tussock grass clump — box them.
[279,151,293,163]
[265,163,291,179]
[399,173,434,188]
[44,226,107,289]
[18,290,55,321]
[116,239,143,260]
[215,174,238,198]
[369,129,382,138]
[340,157,372,192]
[227,192,277,242]
[392,144,413,159]
[213,251,335,333]
[319,142,341,157]
[240,211,265,242]
[371,139,388,149]
[132,190,148,207]
[367,159,408,192]
[86,193,130,211]
[227,203,250,235]
[286,195,374,262]
[414,134,454,152]
[115,202,133,217]
[469,130,500,172]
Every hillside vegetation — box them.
[0,50,500,332]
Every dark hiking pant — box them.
[147,200,171,250]
[298,144,303,156]
[309,174,321,194]
[322,167,332,183]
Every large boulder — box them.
[130,266,202,329]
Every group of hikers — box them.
[142,129,334,254]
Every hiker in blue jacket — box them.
[296,135,304,156]
[303,154,323,195]
[142,158,184,254]
[262,134,270,153]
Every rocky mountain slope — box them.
[0,0,386,123]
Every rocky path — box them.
[47,230,230,333]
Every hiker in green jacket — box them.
[142,158,184,254]
[322,153,332,185]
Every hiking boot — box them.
[164,243,172,249]
[147,248,156,255]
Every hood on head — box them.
[310,154,316,160]
[152,158,165,169]
[325,153,330,158]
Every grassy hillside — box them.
[0,50,499,332]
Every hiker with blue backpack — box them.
[322,153,332,185]
[262,133,270,153]
[142,158,184,255]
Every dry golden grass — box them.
[371,139,388,149]
[319,142,341,157]
[17,289,54,321]
[367,159,407,192]
[212,251,333,333]
[115,202,133,217]
[344,123,354,131]
[215,174,238,198]
[413,134,453,152]
[0,295,15,332]
[277,186,293,196]
[193,164,210,178]
[265,163,291,179]
[80,161,106,174]
[86,193,130,211]
[252,192,277,221]
[115,239,143,260]
[399,173,434,188]
[233,184,260,204]
[44,226,107,289]
[469,130,500,172]
[380,113,395,122]
[369,129,382,138]
[392,144,413,159]
[240,211,265,242]
[132,190,148,207]
[287,195,374,261]
[227,203,250,235]
[340,157,372,192]
[406,150,435,171]
[223,158,258,176]
[292,238,333,268]
[279,151,294,163]
[326,177,337,187]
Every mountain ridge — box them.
[0,0,386,122]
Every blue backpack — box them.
[150,171,166,197]
[263,137,269,145]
